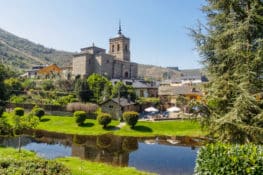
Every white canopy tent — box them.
[166,106,181,112]
[144,106,159,112]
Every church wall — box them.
[72,55,87,77]
[112,61,123,78]
[98,54,114,78]
[130,63,138,78]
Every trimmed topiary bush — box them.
[32,107,45,120]
[74,111,87,126]
[97,113,111,128]
[14,107,24,116]
[123,111,139,128]
[194,143,263,175]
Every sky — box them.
[0,0,206,69]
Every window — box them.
[109,105,113,108]
[112,45,114,52]
[106,60,109,63]
[117,44,120,51]
[124,71,129,78]
[125,44,128,51]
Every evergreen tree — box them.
[74,77,92,102]
[191,0,263,143]
[0,64,9,116]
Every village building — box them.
[100,97,137,119]
[158,84,203,105]
[111,79,158,98]
[72,25,138,79]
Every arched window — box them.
[117,44,120,51]
[125,44,128,51]
[124,71,129,78]
[112,45,114,52]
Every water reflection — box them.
[0,130,205,175]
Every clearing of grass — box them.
[0,147,153,175]
[56,157,156,175]
[35,115,206,137]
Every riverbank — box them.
[36,115,206,137]
[0,147,155,175]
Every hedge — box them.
[123,111,139,128]
[194,143,263,175]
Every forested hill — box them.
[0,28,73,70]
[0,27,200,79]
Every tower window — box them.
[112,45,114,52]
[125,45,128,51]
[117,44,120,51]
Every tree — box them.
[74,111,86,126]
[87,74,112,103]
[97,113,111,128]
[112,81,136,101]
[4,77,23,95]
[32,107,45,121]
[0,64,9,116]
[123,111,139,129]
[191,0,263,143]
[74,78,92,102]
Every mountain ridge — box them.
[0,27,200,80]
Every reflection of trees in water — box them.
[72,134,138,166]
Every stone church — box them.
[72,25,138,79]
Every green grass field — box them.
[0,147,153,175]
[35,115,206,137]
[56,157,155,175]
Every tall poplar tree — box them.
[192,0,263,143]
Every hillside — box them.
[0,28,73,70]
[0,28,202,79]
[137,64,182,80]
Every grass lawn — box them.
[56,157,155,175]
[0,147,153,175]
[36,115,206,137]
[115,120,205,137]
[37,115,120,135]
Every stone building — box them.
[73,25,138,79]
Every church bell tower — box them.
[109,22,130,62]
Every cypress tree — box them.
[191,0,263,143]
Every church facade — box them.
[72,26,138,79]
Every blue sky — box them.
[0,0,206,69]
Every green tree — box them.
[74,78,92,102]
[74,111,86,126]
[112,82,136,101]
[4,77,23,95]
[123,111,139,129]
[87,74,112,103]
[0,64,9,116]
[191,0,263,143]
[97,112,111,128]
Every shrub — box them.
[0,149,71,174]
[123,111,139,128]
[66,102,98,113]
[97,113,111,128]
[194,143,263,175]
[74,111,86,126]
[32,107,45,120]
[14,107,24,116]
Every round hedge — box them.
[123,111,139,128]
[74,111,87,126]
[14,107,24,116]
[32,107,45,120]
[97,113,111,128]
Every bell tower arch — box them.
[109,22,130,62]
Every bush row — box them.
[194,143,263,175]
[0,148,71,175]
